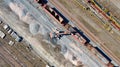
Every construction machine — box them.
[49,29,71,39]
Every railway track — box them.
[0,32,45,67]
[75,0,120,65]
[84,0,120,65]
[49,0,120,66]
[0,48,15,67]
[91,0,120,31]
[83,0,120,31]
[0,42,22,67]
[0,39,27,67]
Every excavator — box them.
[49,28,87,44]
[49,29,71,39]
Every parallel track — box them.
[90,0,120,30]
[69,0,120,66]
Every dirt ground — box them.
[0,0,119,66]
[51,0,120,63]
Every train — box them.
[35,0,117,67]
[88,0,120,31]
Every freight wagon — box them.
[45,5,69,26]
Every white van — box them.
[3,24,9,31]
[0,30,6,39]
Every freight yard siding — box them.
[49,0,120,66]
[0,0,120,66]
[0,0,111,66]
[39,0,118,66]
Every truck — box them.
[10,31,23,42]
